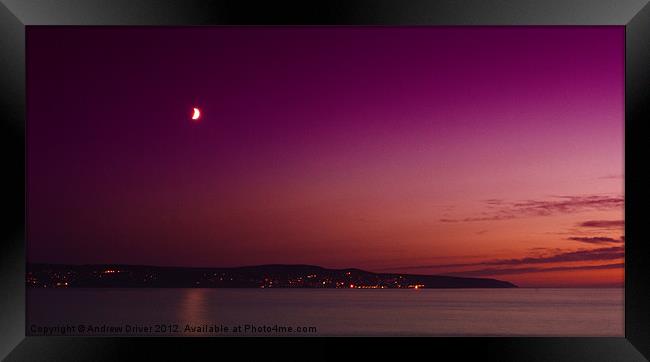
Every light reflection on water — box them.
[181,288,208,324]
[27,288,623,336]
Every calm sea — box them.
[27,288,623,336]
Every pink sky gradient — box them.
[27,27,624,287]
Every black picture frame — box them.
[1,1,648,360]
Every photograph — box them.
[25,26,625,337]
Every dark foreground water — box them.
[27,288,623,336]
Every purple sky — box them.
[27,27,623,286]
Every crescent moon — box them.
[192,107,201,120]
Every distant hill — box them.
[27,263,517,288]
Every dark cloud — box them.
[483,199,505,207]
[478,246,624,266]
[385,246,624,271]
[484,199,504,204]
[598,174,624,180]
[441,215,517,222]
[441,195,623,223]
[512,195,623,215]
[447,262,624,277]
[578,220,625,228]
[568,236,624,244]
